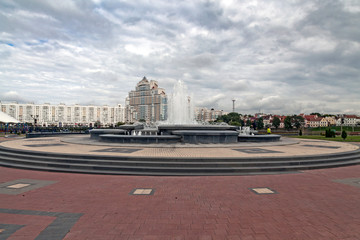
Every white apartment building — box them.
[195,107,224,122]
[0,102,125,127]
[343,115,360,126]
[336,115,360,126]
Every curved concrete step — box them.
[0,158,359,176]
[1,145,360,161]
[0,146,359,176]
[1,150,360,168]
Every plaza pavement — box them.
[0,135,358,158]
[0,136,359,239]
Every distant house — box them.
[323,116,336,126]
[319,118,328,127]
[303,115,321,128]
[344,115,360,126]
[335,115,360,126]
[273,115,286,129]
[279,118,285,129]
[262,115,272,127]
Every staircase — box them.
[0,146,359,176]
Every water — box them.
[166,80,196,125]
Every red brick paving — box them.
[0,164,359,240]
[2,213,55,240]
[0,137,360,239]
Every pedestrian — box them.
[267,127,271,134]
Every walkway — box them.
[0,135,358,158]
[0,137,359,239]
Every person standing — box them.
[267,127,271,134]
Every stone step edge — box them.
[0,153,358,168]
[0,159,359,176]
[1,145,359,162]
[0,156,359,172]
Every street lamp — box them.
[30,115,39,130]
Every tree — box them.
[216,112,241,126]
[239,119,245,126]
[325,128,335,138]
[246,119,251,126]
[341,130,347,140]
[283,115,304,130]
[229,121,241,126]
[216,114,228,123]
[252,121,257,129]
[257,117,264,130]
[284,116,293,130]
[227,112,241,123]
[272,116,280,129]
[310,112,322,117]
[294,115,304,129]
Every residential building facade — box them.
[195,108,224,122]
[0,102,125,127]
[303,115,322,128]
[342,115,360,126]
[126,77,167,123]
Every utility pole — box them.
[232,99,236,113]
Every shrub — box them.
[325,129,331,137]
[331,129,336,137]
[325,129,336,138]
[341,130,347,140]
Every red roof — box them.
[304,115,319,121]
[344,115,358,118]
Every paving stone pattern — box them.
[2,137,358,158]
[0,208,83,240]
[25,139,56,142]
[0,179,57,195]
[92,148,142,153]
[24,144,67,147]
[0,223,24,240]
[0,165,360,239]
[302,144,341,149]
[333,178,360,189]
[232,148,283,154]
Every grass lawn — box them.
[290,135,360,142]
[309,126,360,132]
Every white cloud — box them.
[0,0,359,114]
[341,0,360,13]
[292,37,337,52]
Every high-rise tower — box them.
[126,77,167,123]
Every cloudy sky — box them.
[0,0,359,114]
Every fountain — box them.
[90,80,280,144]
[166,80,196,125]
[156,80,238,143]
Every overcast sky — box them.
[0,0,359,114]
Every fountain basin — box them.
[158,125,237,135]
[99,134,181,144]
[90,129,126,139]
[238,134,281,142]
[172,130,239,144]
[119,124,144,131]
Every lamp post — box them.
[30,115,39,132]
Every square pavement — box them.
[0,179,57,195]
